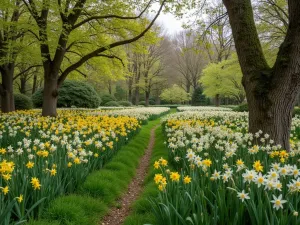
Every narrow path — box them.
[100,124,159,225]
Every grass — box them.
[122,125,169,225]
[27,118,162,225]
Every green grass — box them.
[27,118,162,225]
[122,125,169,225]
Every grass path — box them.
[121,125,168,225]
[101,124,159,225]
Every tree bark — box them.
[32,74,38,94]
[0,66,15,112]
[223,0,300,150]
[134,87,140,105]
[42,75,58,117]
[145,91,150,107]
[20,76,27,94]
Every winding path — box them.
[100,125,159,225]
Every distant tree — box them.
[191,86,207,106]
[160,85,190,104]
[201,54,245,105]
[114,85,126,101]
[172,31,207,93]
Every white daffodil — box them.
[237,190,250,202]
[271,194,287,210]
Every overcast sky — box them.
[157,12,184,35]
[150,3,185,36]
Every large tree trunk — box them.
[42,76,58,117]
[0,66,15,113]
[246,84,296,150]
[223,0,300,150]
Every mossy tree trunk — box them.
[223,0,300,150]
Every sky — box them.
[150,3,185,36]
[157,12,184,35]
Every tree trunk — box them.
[245,82,297,151]
[145,91,150,107]
[215,94,220,107]
[42,76,58,117]
[107,80,112,95]
[20,76,26,94]
[186,82,191,94]
[223,0,300,150]
[0,66,15,113]
[134,87,139,105]
[32,74,37,94]
[155,96,160,105]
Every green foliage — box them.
[101,94,117,106]
[293,107,300,116]
[32,81,101,108]
[191,87,207,106]
[118,101,132,106]
[32,89,43,108]
[201,54,245,103]
[46,195,108,225]
[104,101,119,107]
[149,99,156,105]
[139,101,146,106]
[114,85,126,101]
[58,81,101,108]
[160,85,190,104]
[233,104,249,112]
[14,93,33,110]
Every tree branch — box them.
[57,0,167,86]
[72,0,154,30]
[13,65,42,80]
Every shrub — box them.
[101,94,116,106]
[149,99,156,105]
[233,103,248,112]
[114,85,126,101]
[118,101,132,107]
[32,80,101,108]
[293,107,300,116]
[104,101,119,107]
[139,101,146,106]
[191,87,207,106]
[14,93,33,110]
[32,89,43,108]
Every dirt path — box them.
[100,125,159,225]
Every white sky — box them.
[150,3,185,36]
[157,12,184,35]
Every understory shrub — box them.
[118,101,132,107]
[14,93,33,110]
[104,101,119,107]
[139,101,146,106]
[233,103,248,112]
[101,94,116,106]
[32,80,101,108]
